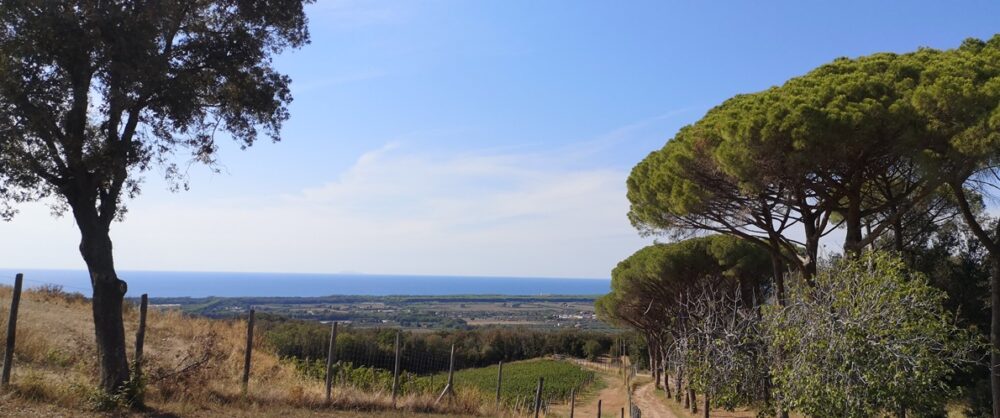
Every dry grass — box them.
[0,285,510,417]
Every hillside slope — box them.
[0,285,488,417]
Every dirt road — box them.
[634,378,763,418]
[627,379,677,418]
[546,372,628,418]
[547,368,676,418]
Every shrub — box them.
[765,252,982,417]
[583,340,602,361]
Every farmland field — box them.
[425,358,598,408]
[147,294,609,330]
[309,357,599,410]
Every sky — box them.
[1,1,999,279]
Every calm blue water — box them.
[0,269,610,298]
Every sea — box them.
[0,269,610,298]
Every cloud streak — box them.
[0,143,651,278]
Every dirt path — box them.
[549,362,769,418]
[637,376,763,418]
[547,363,677,418]
[547,371,628,418]
[631,380,678,418]
[545,359,626,417]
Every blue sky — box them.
[1,1,998,278]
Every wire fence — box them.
[1,273,646,417]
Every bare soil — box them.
[631,379,678,418]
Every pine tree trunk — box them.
[795,192,820,282]
[891,210,905,254]
[650,339,660,389]
[771,254,785,304]
[843,192,864,257]
[675,364,683,403]
[991,256,1000,418]
[662,348,671,398]
[951,183,1000,415]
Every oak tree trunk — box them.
[74,205,130,393]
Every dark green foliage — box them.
[582,340,602,361]
[906,220,994,416]
[596,235,771,331]
[0,0,313,218]
[289,358,595,409]
[259,316,615,375]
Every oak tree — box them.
[0,0,312,393]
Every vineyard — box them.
[428,359,597,408]
[290,357,598,410]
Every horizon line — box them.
[0,267,611,281]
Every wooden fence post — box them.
[133,292,148,404]
[597,399,602,418]
[241,308,255,395]
[627,367,633,412]
[435,344,455,404]
[1,273,23,387]
[324,321,338,403]
[495,360,503,408]
[569,387,575,418]
[533,376,544,418]
[134,294,148,371]
[391,329,402,405]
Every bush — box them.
[765,252,981,417]
[583,340,602,361]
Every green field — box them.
[305,357,598,410]
[427,359,596,408]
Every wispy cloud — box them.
[562,107,703,160]
[0,114,701,278]
[87,143,651,277]
[293,143,621,227]
[0,110,711,278]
